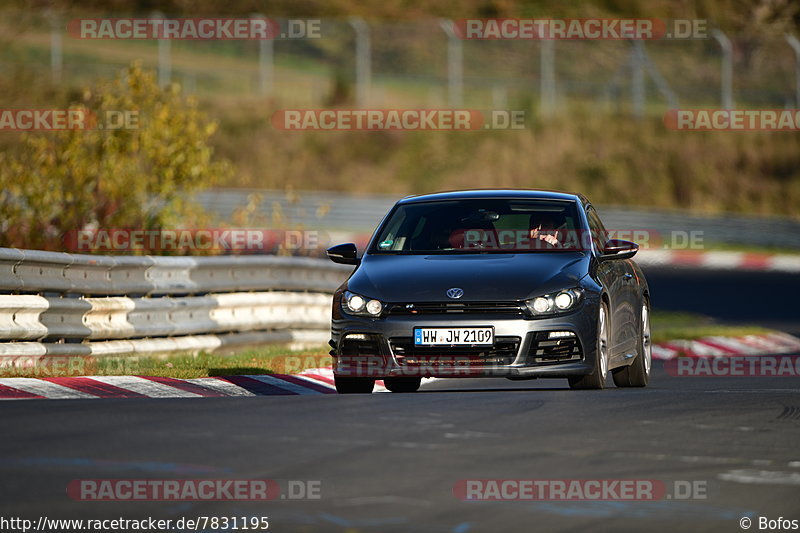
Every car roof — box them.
[397,189,588,206]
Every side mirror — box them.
[327,243,359,265]
[600,239,638,260]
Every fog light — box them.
[548,331,576,339]
[345,333,370,341]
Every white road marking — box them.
[246,375,324,395]
[702,251,743,270]
[188,377,256,397]
[91,376,201,398]
[706,389,800,393]
[0,378,98,399]
[289,374,336,390]
[719,469,800,486]
[614,451,774,466]
[703,336,764,354]
[389,441,452,450]
[767,333,800,350]
[652,345,678,360]
[443,430,495,439]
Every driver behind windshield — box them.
[529,212,564,248]
[372,200,580,253]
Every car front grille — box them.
[387,301,525,316]
[389,336,521,366]
[525,331,583,364]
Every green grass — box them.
[0,344,330,379]
[650,311,770,344]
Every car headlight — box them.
[525,288,583,317]
[343,291,384,317]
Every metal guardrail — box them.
[0,248,351,361]
[0,248,351,295]
[196,188,800,249]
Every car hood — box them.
[346,252,590,302]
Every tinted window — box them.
[586,207,608,253]
[371,199,583,254]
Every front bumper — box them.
[330,299,599,379]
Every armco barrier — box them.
[196,188,800,250]
[0,247,351,361]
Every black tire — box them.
[334,376,375,394]
[612,298,651,388]
[568,300,610,390]
[383,377,422,393]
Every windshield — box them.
[370,198,585,254]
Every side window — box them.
[586,207,608,254]
[376,211,407,251]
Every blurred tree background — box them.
[0,0,798,254]
[15,0,800,32]
[0,63,232,250]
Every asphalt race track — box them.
[2,266,799,533]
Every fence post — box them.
[639,44,679,109]
[491,85,508,109]
[439,19,463,107]
[540,39,556,116]
[253,13,273,96]
[151,11,171,87]
[46,11,63,83]
[786,34,800,109]
[349,17,371,107]
[631,40,645,118]
[712,29,734,109]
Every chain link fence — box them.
[2,10,799,113]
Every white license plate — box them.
[414,327,494,346]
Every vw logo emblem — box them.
[446,287,464,299]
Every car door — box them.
[596,207,639,356]
[618,259,642,354]
[616,255,641,355]
[586,206,634,361]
